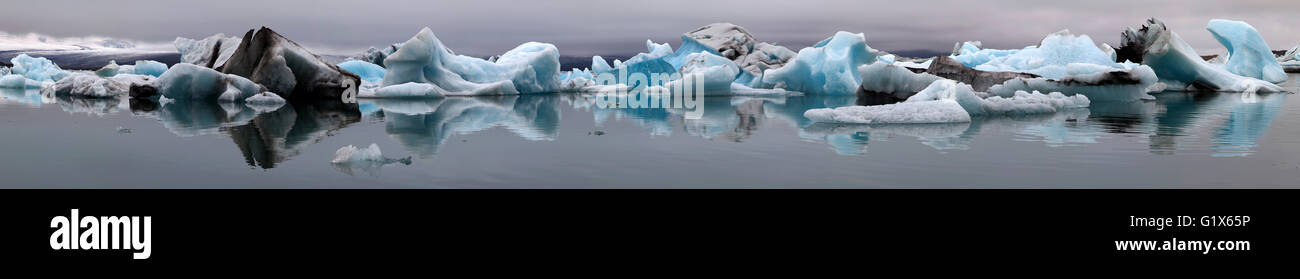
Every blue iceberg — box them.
[1206,19,1287,84]
[761,31,879,95]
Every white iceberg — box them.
[0,74,44,89]
[1205,19,1287,84]
[987,64,1161,101]
[174,33,240,68]
[331,144,386,163]
[382,27,561,95]
[41,73,129,98]
[805,80,1089,124]
[95,60,119,77]
[761,31,878,95]
[856,62,943,100]
[968,30,1122,79]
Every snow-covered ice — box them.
[174,33,240,68]
[856,62,943,100]
[9,54,68,82]
[382,27,559,95]
[805,79,1089,124]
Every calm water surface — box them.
[2,74,1299,188]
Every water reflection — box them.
[373,95,560,158]
[225,101,360,168]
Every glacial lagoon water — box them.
[2,74,1299,188]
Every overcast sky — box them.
[3,0,1298,56]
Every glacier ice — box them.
[337,60,386,83]
[130,60,169,77]
[331,143,385,163]
[1280,46,1299,73]
[42,73,129,98]
[1205,19,1287,84]
[221,27,361,99]
[363,82,448,98]
[354,43,403,67]
[174,33,240,69]
[805,80,1089,124]
[0,74,44,89]
[967,30,1122,79]
[925,56,1039,92]
[95,60,119,77]
[9,54,68,82]
[382,27,562,95]
[1120,18,1285,93]
[738,42,796,76]
[856,62,943,100]
[761,31,878,95]
[156,63,266,100]
[987,64,1161,101]
[950,41,1026,68]
[243,92,286,112]
[657,52,740,93]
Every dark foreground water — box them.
[2,74,1299,188]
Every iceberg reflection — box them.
[376,95,560,157]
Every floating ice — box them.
[337,60,385,83]
[331,144,386,163]
[950,41,1026,68]
[969,30,1121,79]
[157,63,265,100]
[761,31,878,95]
[95,60,119,77]
[354,43,403,67]
[925,56,1039,92]
[856,62,943,100]
[383,27,563,95]
[987,64,1161,101]
[805,80,1089,124]
[42,73,129,98]
[130,60,168,77]
[174,33,240,68]
[0,74,44,89]
[221,27,360,99]
[9,54,68,82]
[658,52,739,93]
[363,82,447,98]
[1205,19,1287,84]
[243,92,286,112]
[1119,18,1285,93]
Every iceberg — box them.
[805,79,1089,124]
[156,63,266,100]
[337,60,385,83]
[41,73,129,98]
[761,31,878,95]
[363,82,448,98]
[331,143,387,163]
[737,42,797,76]
[382,27,562,95]
[221,27,361,99]
[856,62,943,101]
[1280,46,1299,73]
[174,33,241,69]
[1119,18,1285,92]
[95,60,119,77]
[130,60,169,77]
[9,54,68,82]
[1205,19,1287,83]
[655,52,740,94]
[925,56,1039,91]
[950,41,1026,68]
[0,74,44,89]
[987,64,1161,101]
[354,43,403,67]
[967,30,1121,79]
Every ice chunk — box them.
[0,74,43,89]
[337,60,385,83]
[173,33,241,68]
[950,41,1026,68]
[156,63,266,100]
[654,52,739,94]
[969,30,1121,79]
[1119,18,1285,93]
[1205,19,1287,83]
[131,60,168,77]
[381,27,533,95]
[41,73,129,98]
[761,31,878,95]
[95,60,119,77]
[737,42,796,76]
[803,99,971,124]
[442,41,560,93]
[987,64,1161,101]
[331,144,386,163]
[925,56,1039,91]
[856,62,943,100]
[353,43,403,67]
[221,27,361,99]
[680,23,756,62]
[805,79,1089,124]
[9,54,68,82]
[243,92,286,112]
